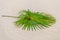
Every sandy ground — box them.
[0,0,60,40]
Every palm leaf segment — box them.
[15,9,56,30]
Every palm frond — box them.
[2,9,56,31]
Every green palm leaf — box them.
[2,9,56,31]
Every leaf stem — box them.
[2,15,19,18]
